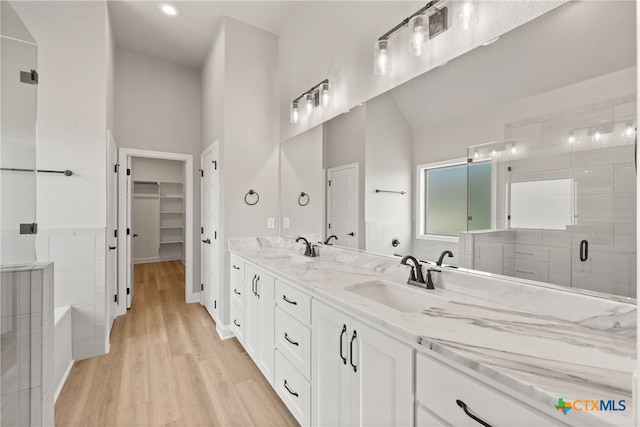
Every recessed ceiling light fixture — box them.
[159,3,179,17]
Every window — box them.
[417,159,492,240]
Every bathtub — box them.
[54,306,73,402]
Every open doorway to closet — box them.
[117,148,194,317]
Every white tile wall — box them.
[36,227,107,360]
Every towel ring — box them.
[244,189,259,206]
[298,192,310,207]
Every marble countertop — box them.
[229,238,636,426]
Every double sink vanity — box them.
[227,237,635,427]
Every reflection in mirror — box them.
[280,0,636,298]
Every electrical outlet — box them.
[267,217,275,229]
[283,217,290,229]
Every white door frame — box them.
[326,162,360,249]
[116,148,196,317]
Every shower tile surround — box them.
[35,227,107,360]
[460,95,637,298]
[1,263,55,426]
[229,236,635,426]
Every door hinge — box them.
[199,169,204,177]
[114,230,118,238]
[468,158,473,163]
[214,300,217,309]
[114,294,118,303]
[201,283,204,291]
[127,228,131,236]
[214,231,217,240]
[507,215,511,220]
[201,227,204,234]
[467,216,473,221]
[114,164,119,173]
[328,180,332,187]
[328,223,331,229]
[126,288,130,295]
[212,160,217,170]
[508,166,512,172]
[19,223,38,235]
[20,69,38,85]
[126,168,131,176]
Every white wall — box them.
[365,92,413,256]
[323,106,366,250]
[132,157,183,183]
[281,125,324,237]
[279,1,568,141]
[201,17,280,328]
[114,49,201,293]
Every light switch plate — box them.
[267,217,275,229]
[283,217,290,229]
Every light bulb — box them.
[456,0,479,30]
[409,14,427,57]
[593,131,603,142]
[374,39,390,75]
[290,102,299,124]
[320,82,331,108]
[624,125,636,138]
[568,133,576,145]
[305,93,314,115]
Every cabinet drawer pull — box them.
[251,274,257,296]
[255,276,260,299]
[282,295,298,305]
[349,330,357,373]
[456,400,492,427]
[339,324,347,365]
[233,289,241,295]
[233,319,241,327]
[284,333,299,346]
[233,265,240,270]
[284,380,299,397]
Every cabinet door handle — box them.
[232,265,240,270]
[233,319,241,327]
[456,400,492,427]
[251,274,257,296]
[580,239,589,262]
[284,333,299,346]
[255,276,260,299]
[282,295,297,305]
[284,380,299,397]
[339,324,347,365]
[233,289,241,295]
[349,330,357,373]
[109,246,117,251]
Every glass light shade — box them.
[409,14,427,56]
[305,93,314,115]
[455,0,479,30]
[374,39,390,75]
[290,102,300,124]
[320,82,331,108]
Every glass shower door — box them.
[1,2,38,266]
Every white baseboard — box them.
[216,323,234,340]
[186,290,201,304]
[55,360,74,403]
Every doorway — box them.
[117,148,194,317]
[326,163,359,249]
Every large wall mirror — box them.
[280,0,637,298]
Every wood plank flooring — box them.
[55,261,298,427]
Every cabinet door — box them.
[312,300,351,427]
[350,318,414,427]
[256,270,275,385]
[244,265,259,360]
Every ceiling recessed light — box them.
[159,3,178,17]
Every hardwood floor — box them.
[55,261,298,426]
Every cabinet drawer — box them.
[230,274,245,309]
[230,255,244,279]
[515,245,549,262]
[275,351,310,427]
[230,303,244,345]
[275,279,311,326]
[416,353,560,426]
[275,307,311,380]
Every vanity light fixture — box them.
[374,1,448,75]
[159,3,179,17]
[455,0,479,30]
[289,79,330,124]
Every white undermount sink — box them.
[345,281,448,313]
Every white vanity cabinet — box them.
[312,299,414,427]
[242,262,275,386]
[416,353,565,427]
[229,255,245,345]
